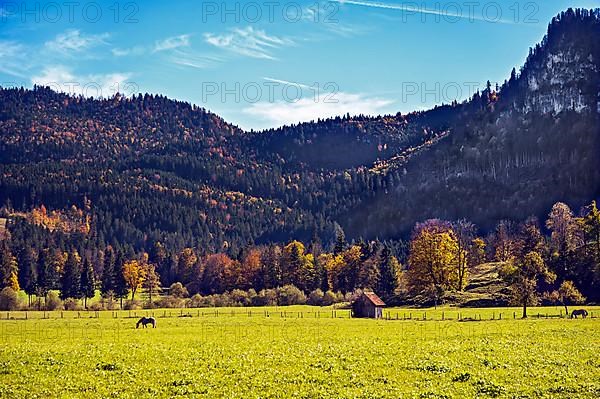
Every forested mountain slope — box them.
[0,9,599,256]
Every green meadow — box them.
[1,306,599,398]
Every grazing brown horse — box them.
[136,316,157,328]
[570,309,588,319]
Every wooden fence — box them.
[0,309,597,321]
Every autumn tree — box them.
[500,251,556,318]
[546,202,579,254]
[407,220,459,307]
[452,220,475,291]
[201,253,235,294]
[150,241,168,284]
[123,259,145,300]
[555,280,585,316]
[492,220,518,262]
[0,241,18,290]
[468,237,486,268]
[177,248,198,286]
[142,263,161,304]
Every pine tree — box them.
[36,248,60,298]
[101,247,116,296]
[334,224,346,255]
[378,245,399,301]
[18,247,38,306]
[60,251,81,300]
[113,250,129,308]
[80,258,95,308]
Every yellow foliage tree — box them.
[407,224,459,306]
[123,260,146,300]
[8,272,20,292]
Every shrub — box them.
[0,287,20,311]
[45,291,63,311]
[230,289,251,306]
[308,289,324,306]
[277,285,306,306]
[169,282,189,298]
[63,298,83,311]
[322,290,338,306]
[143,300,157,309]
[100,294,117,310]
[156,296,185,309]
[89,302,105,311]
[252,289,278,306]
[123,299,141,310]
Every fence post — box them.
[442,312,445,321]
[513,312,516,319]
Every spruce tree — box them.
[80,258,95,308]
[60,251,81,300]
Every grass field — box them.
[1,306,599,398]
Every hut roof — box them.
[363,292,385,306]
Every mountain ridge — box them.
[0,8,599,255]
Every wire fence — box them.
[0,308,597,321]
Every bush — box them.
[45,291,63,311]
[322,290,338,306]
[230,289,251,306]
[169,282,189,298]
[0,287,20,310]
[277,285,306,306]
[89,302,105,311]
[143,300,158,309]
[100,294,117,310]
[156,296,185,309]
[252,289,278,306]
[308,289,325,306]
[123,299,141,310]
[63,298,83,311]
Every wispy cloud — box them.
[31,65,132,98]
[153,34,191,53]
[332,0,514,24]
[45,29,110,55]
[0,41,29,78]
[244,81,394,128]
[204,27,293,60]
[112,46,146,57]
[263,77,312,90]
[169,49,223,69]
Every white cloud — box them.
[112,46,146,57]
[31,65,132,98]
[243,89,394,128]
[0,41,28,78]
[204,27,293,60]
[45,29,110,55]
[154,34,191,52]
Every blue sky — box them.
[0,0,597,130]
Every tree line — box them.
[1,200,599,312]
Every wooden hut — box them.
[352,292,385,319]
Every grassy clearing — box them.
[1,306,599,398]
